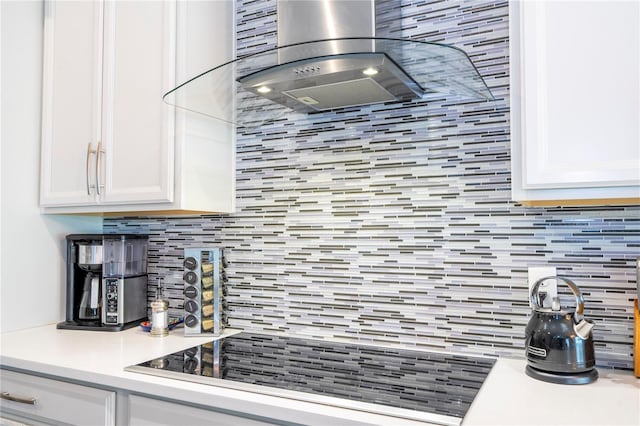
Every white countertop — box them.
[1,324,638,426]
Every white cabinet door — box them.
[100,0,175,205]
[510,1,640,204]
[0,369,116,426]
[128,394,275,426]
[40,0,103,207]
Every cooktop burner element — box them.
[126,333,495,425]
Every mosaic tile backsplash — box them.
[105,0,640,370]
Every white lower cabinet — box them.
[0,369,116,425]
[0,369,276,426]
[127,394,276,426]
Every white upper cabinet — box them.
[40,0,235,214]
[510,1,640,205]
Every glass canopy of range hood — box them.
[163,37,495,128]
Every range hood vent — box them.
[164,1,494,128]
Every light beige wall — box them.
[0,0,102,333]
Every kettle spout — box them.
[574,319,595,340]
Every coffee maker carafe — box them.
[57,234,149,331]
[77,242,103,320]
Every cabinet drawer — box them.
[128,394,275,426]
[0,369,115,426]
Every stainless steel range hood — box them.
[238,52,424,112]
[164,0,494,128]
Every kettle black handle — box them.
[530,276,584,314]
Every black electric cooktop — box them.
[126,332,495,425]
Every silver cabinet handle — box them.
[1,391,37,405]
[86,143,96,195]
[95,141,105,196]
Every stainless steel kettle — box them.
[525,276,598,384]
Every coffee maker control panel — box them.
[104,279,119,324]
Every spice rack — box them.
[182,247,227,336]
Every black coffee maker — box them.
[57,234,149,331]
[525,276,598,384]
